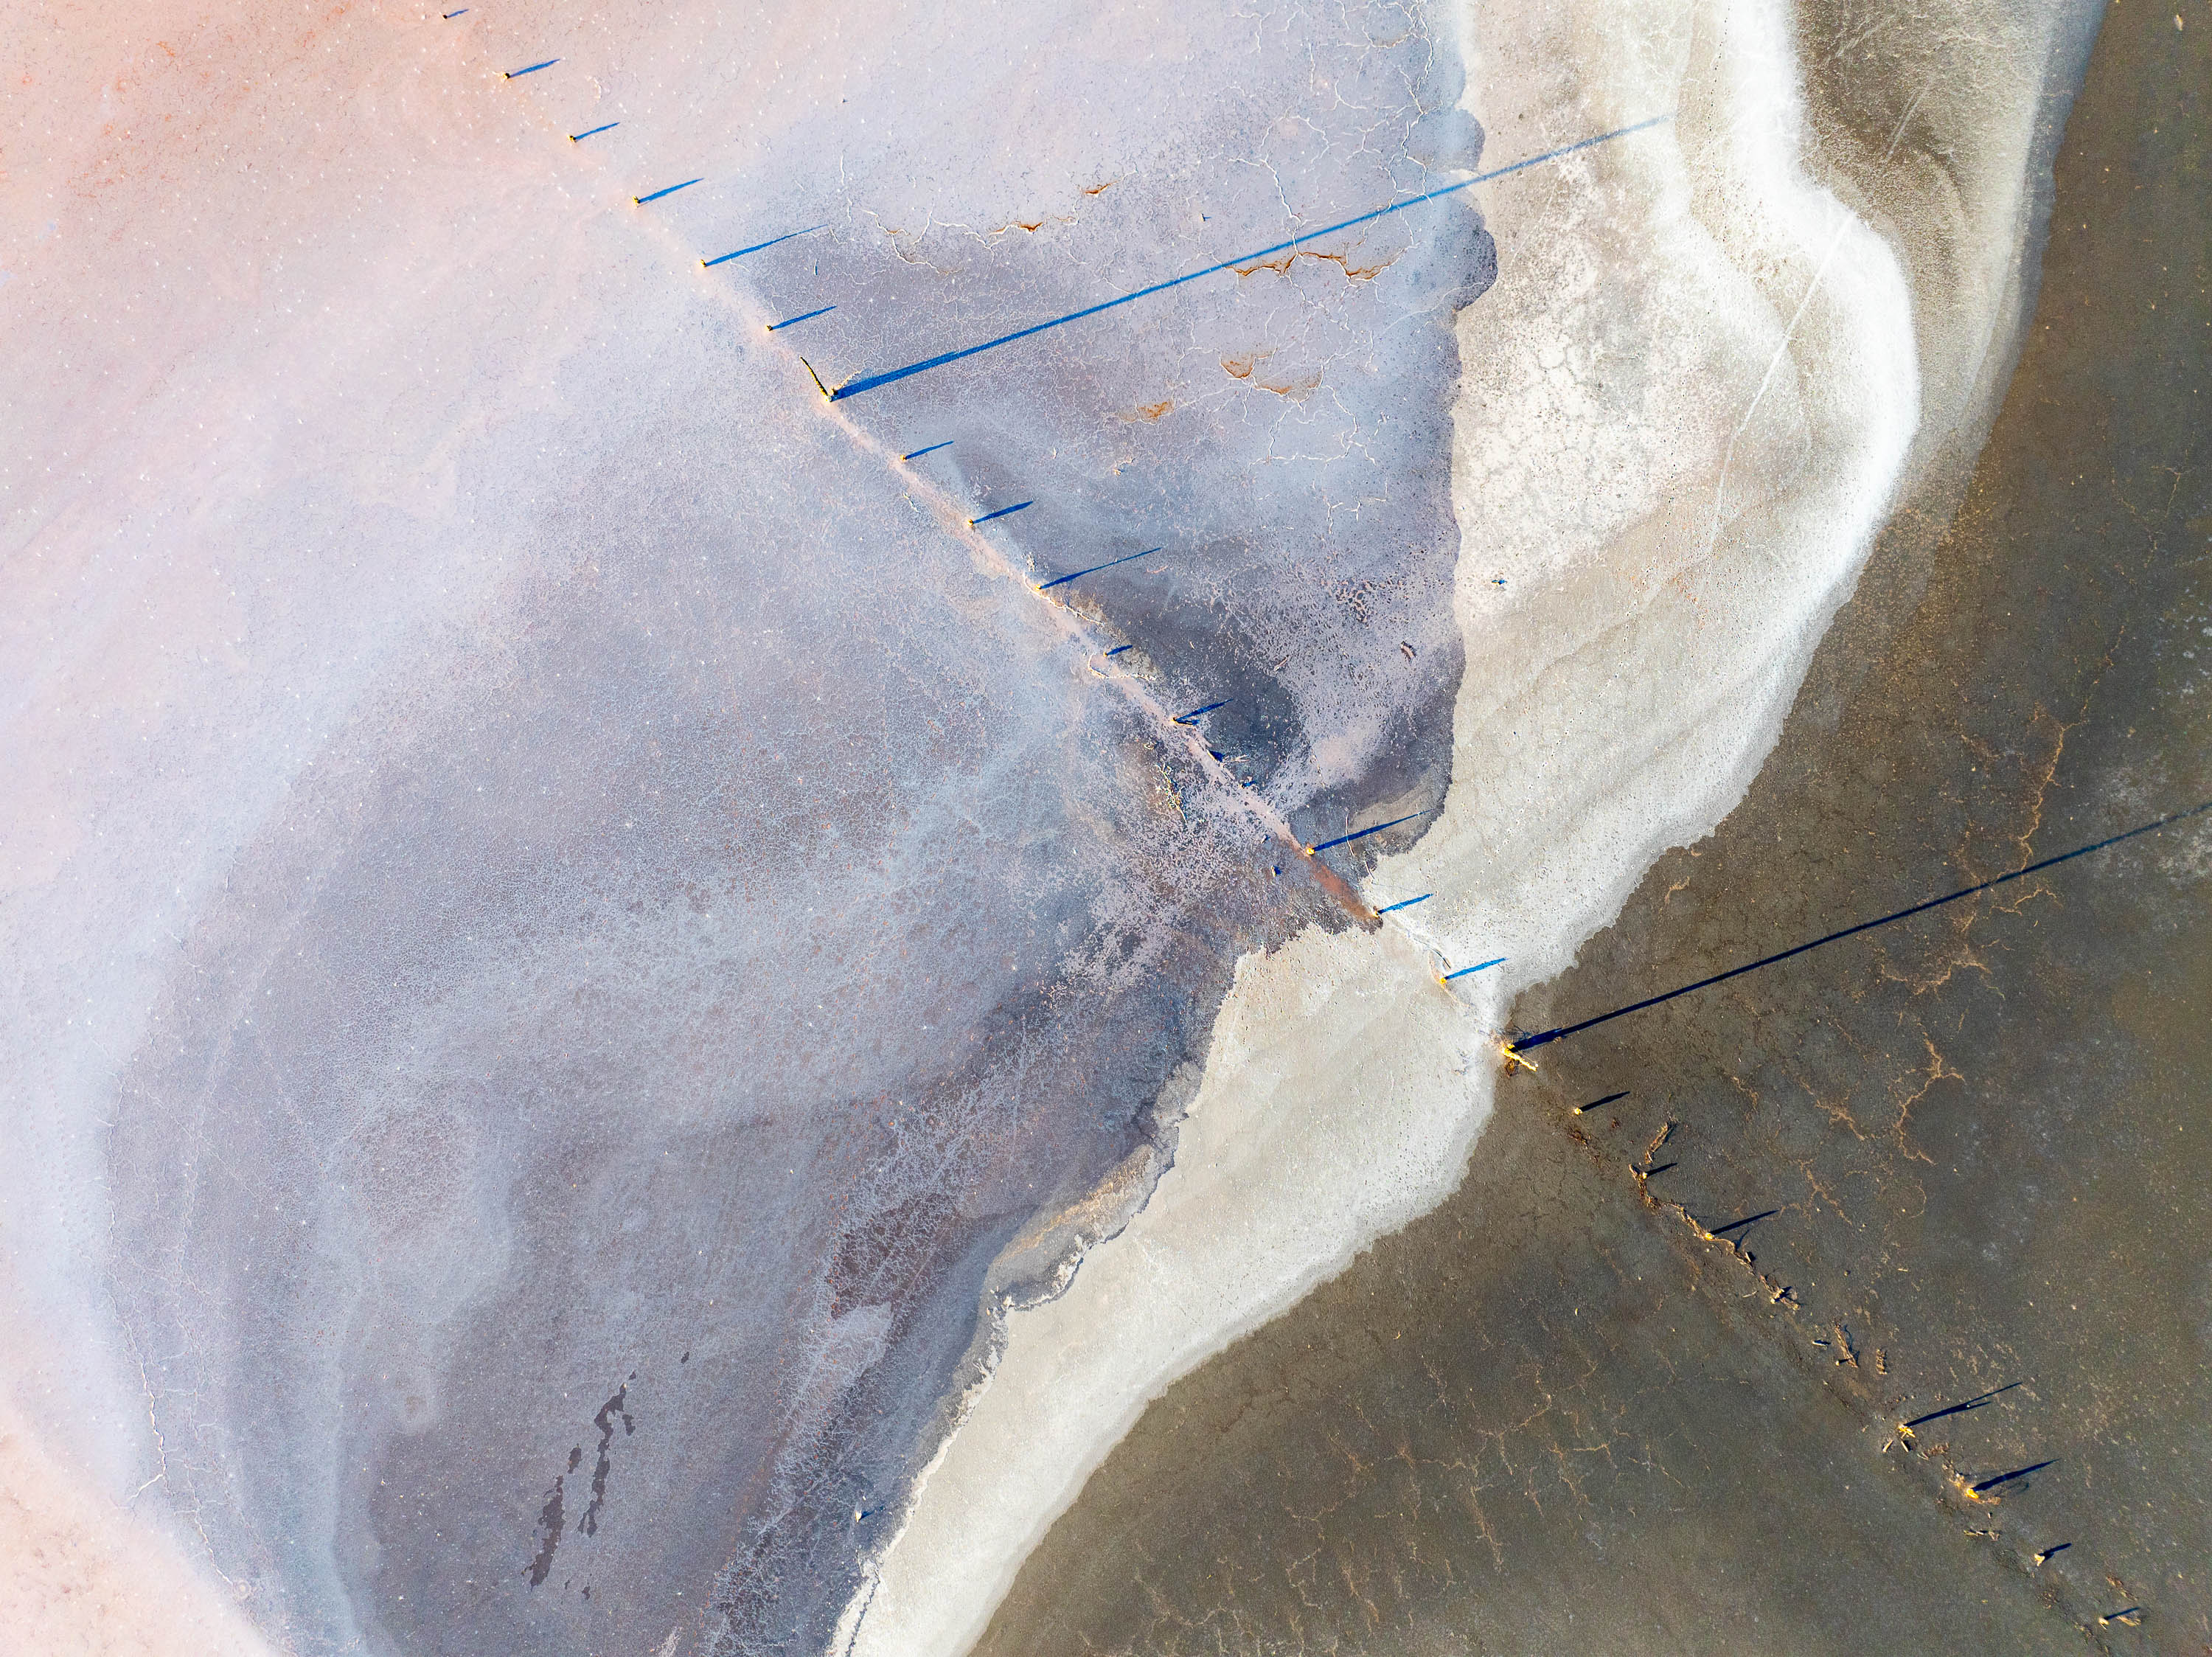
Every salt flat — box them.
[0,0,2116,1653]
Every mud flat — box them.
[966,1,2211,1651]
[833,0,2114,1649]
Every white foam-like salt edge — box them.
[834,0,2089,1648]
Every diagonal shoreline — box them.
[827,0,2112,1646]
[964,0,2208,1647]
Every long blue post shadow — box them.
[634,178,702,206]
[901,440,954,462]
[703,225,828,267]
[570,122,619,142]
[827,117,1670,401]
[1305,809,1434,855]
[1969,1460,2056,1496]
[1572,1089,1630,1115]
[505,60,558,79]
[767,305,836,332]
[1903,1383,2023,1430]
[443,9,468,17]
[1509,794,2212,1055]
[1706,1208,1779,1237]
[1037,546,1161,591]
[1376,893,1433,914]
[1172,699,1231,725]
[967,501,1032,527]
[1443,957,1507,982]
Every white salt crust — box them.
[0,0,2088,1647]
[835,0,2093,1651]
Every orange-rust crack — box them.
[1219,350,1322,397]
[1232,247,1400,282]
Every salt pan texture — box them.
[5,1,1486,1653]
[0,0,2095,1653]
[836,0,2100,1650]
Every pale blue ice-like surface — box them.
[4,1,1492,1653]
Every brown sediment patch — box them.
[1300,852,1381,930]
[971,4,2209,1651]
[1231,247,1399,281]
[1218,350,1323,397]
[991,214,1076,235]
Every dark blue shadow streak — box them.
[1706,1208,1780,1237]
[1903,1383,2023,1430]
[826,117,1670,400]
[1172,699,1232,725]
[1036,547,1161,591]
[703,225,829,268]
[1510,794,2212,1053]
[1306,809,1434,855]
[1969,1460,2056,1496]
[1443,957,1507,981]
[635,178,702,206]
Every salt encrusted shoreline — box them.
[0,0,2094,1648]
[835,0,2097,1649]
